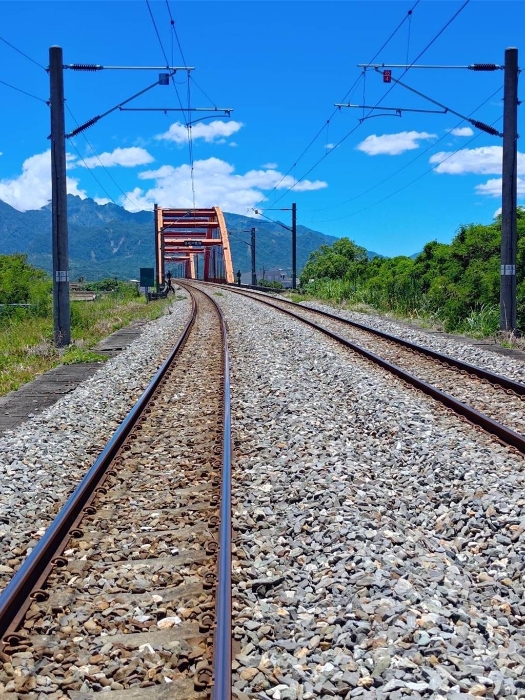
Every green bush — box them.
[300,208,525,336]
[258,279,284,290]
[0,254,52,322]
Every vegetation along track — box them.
[223,286,525,454]
[0,284,232,700]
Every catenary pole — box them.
[500,47,519,332]
[251,228,257,286]
[49,46,70,347]
[291,203,297,290]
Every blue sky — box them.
[0,0,523,257]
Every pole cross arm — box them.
[65,64,195,71]
[65,72,177,138]
[357,63,503,71]
[369,69,503,137]
[336,103,447,115]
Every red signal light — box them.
[383,70,392,83]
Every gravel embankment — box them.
[217,290,525,700]
[0,293,190,591]
[301,300,525,384]
[1,286,524,699]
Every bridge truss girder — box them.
[154,206,234,285]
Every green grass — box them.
[301,279,511,342]
[61,347,108,364]
[0,292,178,396]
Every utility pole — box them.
[251,227,257,286]
[352,56,519,331]
[291,203,297,289]
[49,46,70,347]
[500,47,519,332]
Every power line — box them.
[190,75,219,108]
[66,138,119,207]
[0,35,46,71]
[145,0,170,67]
[251,0,421,212]
[145,0,196,205]
[308,85,503,215]
[0,78,48,103]
[186,73,196,208]
[66,104,143,211]
[314,114,502,224]
[165,0,188,67]
[266,0,471,210]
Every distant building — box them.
[240,268,293,288]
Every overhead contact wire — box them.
[0,35,46,71]
[0,78,48,103]
[321,114,502,223]
[145,0,196,205]
[252,0,421,212]
[267,0,471,209]
[66,104,143,211]
[308,84,503,215]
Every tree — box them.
[300,237,368,283]
[0,254,51,311]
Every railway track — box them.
[220,285,525,454]
[0,285,231,700]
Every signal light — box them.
[383,70,392,83]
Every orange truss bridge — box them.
[154,206,235,286]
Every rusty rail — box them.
[228,286,525,395]
[0,294,197,640]
[224,286,525,455]
[179,281,232,700]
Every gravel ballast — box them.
[214,290,525,700]
[301,299,525,384]
[0,293,190,592]
[0,286,524,700]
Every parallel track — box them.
[0,285,232,700]
[222,285,525,454]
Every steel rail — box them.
[179,281,232,700]
[0,294,198,641]
[226,286,525,396]
[224,286,525,455]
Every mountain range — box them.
[0,195,382,280]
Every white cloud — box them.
[357,130,436,156]
[120,157,327,213]
[262,162,278,169]
[0,150,87,211]
[450,126,474,137]
[94,197,112,206]
[74,147,154,169]
[429,146,525,176]
[475,177,525,198]
[325,143,336,150]
[156,120,243,145]
[430,146,500,175]
[229,142,238,148]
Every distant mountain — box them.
[0,195,382,280]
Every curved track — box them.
[0,285,232,700]
[221,285,525,454]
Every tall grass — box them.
[303,278,502,338]
[0,286,176,396]
[460,304,499,337]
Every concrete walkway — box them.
[0,322,147,436]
